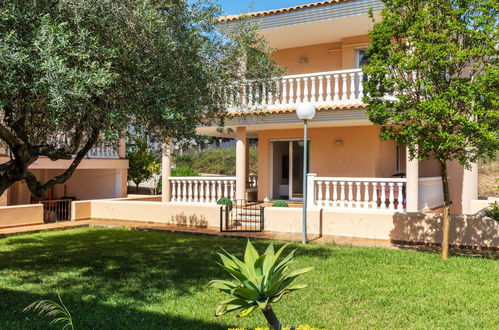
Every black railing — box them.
[39,199,72,223]
[220,199,264,232]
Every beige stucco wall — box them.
[264,207,499,248]
[257,126,401,201]
[72,201,92,221]
[90,201,221,228]
[0,204,44,228]
[272,35,370,74]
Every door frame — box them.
[269,139,310,201]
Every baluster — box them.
[332,181,338,208]
[211,180,217,203]
[242,83,247,107]
[231,180,236,201]
[199,180,205,203]
[396,182,404,211]
[355,182,361,208]
[193,180,199,203]
[380,182,387,209]
[347,182,354,208]
[223,180,228,198]
[372,182,378,209]
[273,79,280,105]
[187,181,193,202]
[340,181,346,208]
[324,181,331,207]
[364,182,370,208]
[333,74,339,101]
[349,72,356,100]
[217,180,222,201]
[316,181,323,207]
[295,78,301,104]
[341,73,348,101]
[317,76,324,103]
[303,77,309,103]
[171,180,176,202]
[288,79,294,104]
[388,182,395,210]
[248,83,253,107]
[310,76,316,103]
[262,81,267,106]
[325,75,332,102]
[281,79,287,105]
[358,71,364,99]
[182,180,187,202]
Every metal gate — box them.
[220,200,264,232]
[39,199,72,223]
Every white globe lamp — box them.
[296,103,316,120]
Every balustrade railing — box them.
[226,68,365,112]
[87,141,119,158]
[308,175,407,211]
[168,177,236,203]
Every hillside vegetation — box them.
[174,146,258,175]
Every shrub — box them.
[485,201,499,221]
[272,200,288,208]
[217,197,233,211]
[211,241,312,330]
[171,167,199,177]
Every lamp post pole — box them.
[296,103,315,245]
[302,119,308,244]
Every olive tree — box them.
[363,0,498,259]
[0,0,280,198]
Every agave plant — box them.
[210,240,312,330]
[24,293,74,330]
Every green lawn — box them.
[0,228,497,329]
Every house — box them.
[0,138,128,207]
[160,0,478,218]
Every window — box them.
[355,47,369,68]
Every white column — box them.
[235,127,247,201]
[161,138,173,202]
[406,147,419,212]
[461,163,478,214]
[306,173,317,207]
[114,169,123,198]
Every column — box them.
[161,138,173,202]
[406,147,419,212]
[461,163,478,214]
[235,127,247,201]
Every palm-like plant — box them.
[24,293,74,330]
[210,241,312,329]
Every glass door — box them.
[289,141,309,201]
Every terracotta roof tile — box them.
[218,0,353,23]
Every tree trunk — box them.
[439,160,451,260]
[262,305,282,330]
[136,183,140,193]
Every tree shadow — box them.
[390,212,499,259]
[0,288,227,330]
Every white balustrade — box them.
[225,69,365,112]
[309,176,407,211]
[167,177,235,204]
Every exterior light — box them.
[296,103,316,244]
[296,103,316,120]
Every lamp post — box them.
[296,103,316,244]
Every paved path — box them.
[0,219,394,249]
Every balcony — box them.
[225,68,365,113]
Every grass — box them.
[0,228,498,329]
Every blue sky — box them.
[192,1,309,15]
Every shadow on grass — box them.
[0,288,226,330]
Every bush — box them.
[272,200,288,207]
[171,167,199,177]
[217,197,233,211]
[485,201,499,221]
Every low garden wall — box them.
[0,204,44,228]
[264,207,499,248]
[90,201,221,228]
